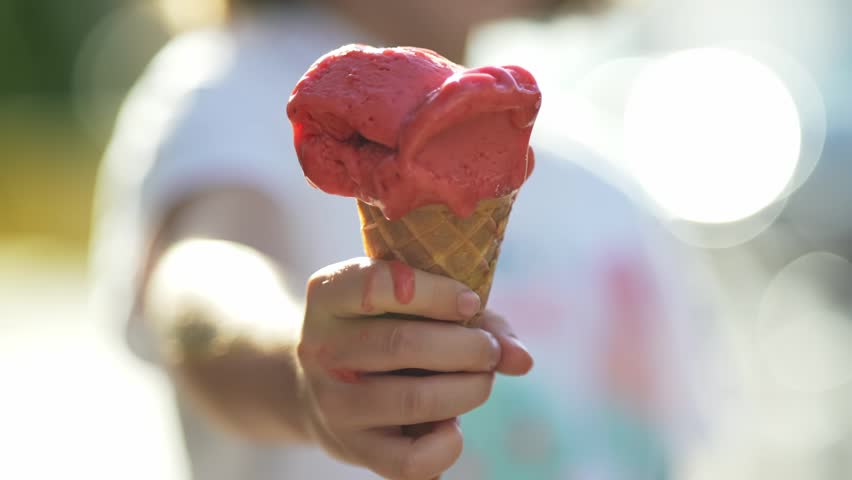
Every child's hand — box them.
[297,258,532,479]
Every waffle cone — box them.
[357,192,516,326]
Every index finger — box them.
[308,258,481,322]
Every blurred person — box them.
[91,0,709,478]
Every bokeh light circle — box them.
[751,251,852,452]
[719,42,827,202]
[624,48,802,224]
[757,252,852,394]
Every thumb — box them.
[480,310,534,376]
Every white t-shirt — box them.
[91,7,712,479]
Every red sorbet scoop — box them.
[287,44,541,220]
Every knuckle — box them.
[401,384,429,420]
[307,258,371,299]
[385,323,415,357]
[297,337,334,368]
[305,271,328,302]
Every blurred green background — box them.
[1,4,189,479]
[0,0,168,252]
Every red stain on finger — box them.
[388,260,415,304]
[329,368,363,384]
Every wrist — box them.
[292,355,322,444]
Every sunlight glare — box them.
[624,48,801,223]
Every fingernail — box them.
[456,290,481,318]
[486,332,501,369]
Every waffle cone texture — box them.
[357,193,516,325]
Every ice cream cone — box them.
[357,192,517,327]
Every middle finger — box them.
[327,318,500,373]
